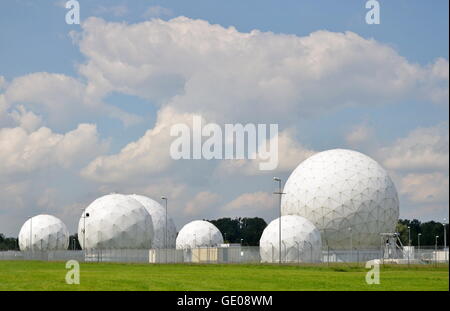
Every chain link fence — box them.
[0,246,447,265]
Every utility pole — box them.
[273,177,285,265]
[161,196,168,264]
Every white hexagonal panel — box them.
[259,215,322,263]
[128,194,177,249]
[78,194,154,249]
[281,149,399,250]
[176,220,223,249]
[19,214,69,251]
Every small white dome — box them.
[19,214,69,251]
[176,220,223,249]
[259,215,322,263]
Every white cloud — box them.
[10,105,42,132]
[0,76,5,89]
[221,191,277,220]
[216,128,315,175]
[75,17,448,125]
[185,191,220,216]
[81,106,197,182]
[345,123,375,147]
[380,122,449,172]
[399,173,449,204]
[0,123,108,177]
[223,191,273,212]
[3,72,142,128]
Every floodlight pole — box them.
[443,218,447,263]
[435,236,439,265]
[83,208,88,250]
[161,196,168,264]
[407,226,411,246]
[348,227,352,263]
[29,216,33,253]
[273,177,285,265]
[418,233,421,259]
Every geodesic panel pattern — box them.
[129,194,177,248]
[78,194,154,249]
[259,215,322,263]
[281,149,399,250]
[176,220,223,249]
[19,214,69,251]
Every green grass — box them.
[0,261,447,291]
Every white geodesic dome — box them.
[176,220,223,249]
[281,149,399,250]
[18,214,69,251]
[259,215,322,263]
[78,194,154,249]
[128,194,177,249]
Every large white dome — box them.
[78,194,154,249]
[259,215,322,263]
[19,214,69,251]
[128,194,177,249]
[281,149,399,250]
[176,220,223,249]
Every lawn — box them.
[0,261,447,291]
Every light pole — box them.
[407,226,411,246]
[348,227,352,263]
[161,196,168,263]
[443,218,447,263]
[435,235,439,265]
[29,216,33,253]
[81,208,89,250]
[417,233,422,255]
[273,177,285,265]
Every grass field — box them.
[0,261,448,291]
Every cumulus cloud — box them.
[380,122,449,172]
[221,191,277,220]
[216,128,315,175]
[399,173,449,204]
[75,17,448,125]
[185,191,221,216]
[81,106,198,182]
[2,72,141,129]
[0,123,108,177]
[345,123,376,147]
[223,191,273,211]
[10,105,43,132]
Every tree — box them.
[208,217,267,246]
[68,234,82,250]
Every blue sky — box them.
[0,0,448,236]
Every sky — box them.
[0,0,448,236]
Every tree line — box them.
[1,218,448,250]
